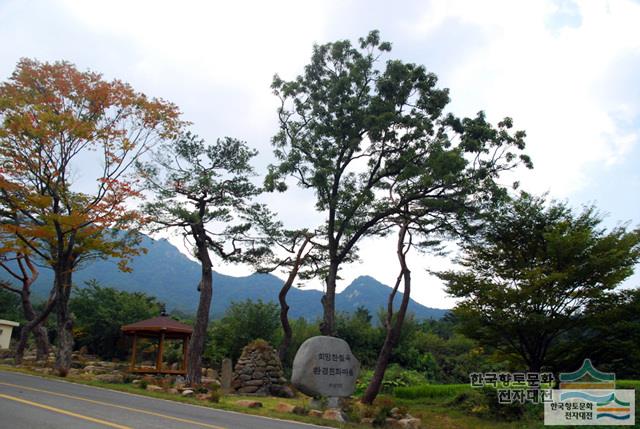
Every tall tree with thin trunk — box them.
[138,132,271,385]
[267,30,532,335]
[0,58,182,375]
[255,227,325,363]
[361,117,530,403]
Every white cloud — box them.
[1,0,638,309]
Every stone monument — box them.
[221,358,232,393]
[291,336,360,399]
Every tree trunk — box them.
[15,288,56,364]
[1,255,50,363]
[362,223,411,405]
[278,285,293,364]
[320,262,338,336]
[20,288,50,360]
[54,267,74,377]
[187,223,213,386]
[277,237,310,363]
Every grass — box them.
[394,384,471,400]
[617,379,640,390]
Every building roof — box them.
[0,319,19,327]
[121,315,193,334]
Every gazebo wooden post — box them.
[157,332,165,372]
[130,333,138,372]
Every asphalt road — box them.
[0,370,331,429]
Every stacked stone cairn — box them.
[231,339,293,397]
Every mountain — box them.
[1,235,447,320]
[337,276,447,320]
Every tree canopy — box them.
[267,30,531,335]
[138,131,271,384]
[0,58,183,375]
[440,193,640,372]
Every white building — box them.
[0,319,19,350]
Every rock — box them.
[235,400,262,408]
[83,365,100,372]
[275,402,297,413]
[245,379,264,386]
[308,409,323,418]
[132,379,141,385]
[146,385,164,392]
[360,417,375,426]
[196,393,209,401]
[270,385,295,398]
[167,388,179,395]
[237,385,259,394]
[95,373,124,384]
[322,409,346,422]
[398,418,422,429]
[291,336,360,398]
[181,389,194,397]
[386,418,402,428]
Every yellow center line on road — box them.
[0,382,227,429]
[0,393,132,429]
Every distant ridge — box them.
[1,235,447,320]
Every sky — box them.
[1,0,638,309]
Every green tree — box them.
[570,287,640,378]
[204,299,280,366]
[138,132,270,384]
[335,307,383,367]
[440,193,640,372]
[267,30,530,337]
[70,280,162,359]
[0,286,21,322]
[254,226,325,363]
[283,317,320,369]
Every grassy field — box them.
[1,365,638,428]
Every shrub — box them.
[449,386,543,422]
[208,383,221,403]
[356,364,427,396]
[372,396,395,426]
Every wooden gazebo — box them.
[121,315,193,375]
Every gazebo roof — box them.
[121,315,193,334]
